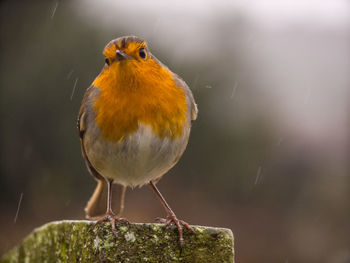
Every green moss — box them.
[1,220,234,263]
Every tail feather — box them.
[85,179,108,219]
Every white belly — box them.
[84,123,189,187]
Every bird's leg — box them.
[116,185,126,217]
[149,181,194,248]
[96,179,117,232]
[96,179,128,233]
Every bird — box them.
[77,36,197,247]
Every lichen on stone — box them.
[1,220,234,263]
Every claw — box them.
[95,212,129,233]
[155,217,167,224]
[156,214,194,248]
[149,181,194,248]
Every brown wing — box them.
[78,86,108,218]
[172,73,198,124]
[77,85,92,139]
[77,86,104,181]
[188,87,198,123]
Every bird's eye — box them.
[139,48,146,59]
[105,58,110,65]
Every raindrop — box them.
[14,193,24,223]
[254,166,262,185]
[230,81,239,99]
[192,75,199,90]
[66,69,74,80]
[277,137,284,146]
[51,1,59,20]
[70,77,79,101]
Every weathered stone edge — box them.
[1,220,234,263]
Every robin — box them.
[77,36,197,247]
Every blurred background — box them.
[1,0,349,262]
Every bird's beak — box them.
[115,50,130,61]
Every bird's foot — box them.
[156,214,194,248]
[95,212,129,233]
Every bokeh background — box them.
[1,0,349,262]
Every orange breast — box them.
[92,59,187,142]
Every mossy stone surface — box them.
[1,220,234,263]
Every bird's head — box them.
[94,35,173,90]
[102,36,151,70]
